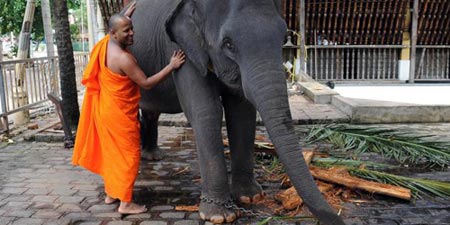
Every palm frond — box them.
[312,157,400,170]
[349,169,450,199]
[312,158,450,199]
[306,124,450,167]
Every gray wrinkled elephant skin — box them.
[125,0,345,224]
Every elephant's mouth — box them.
[209,62,242,91]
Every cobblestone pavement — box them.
[1,122,450,224]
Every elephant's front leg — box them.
[173,68,236,224]
[222,94,265,204]
[140,110,164,160]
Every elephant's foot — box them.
[199,200,237,224]
[232,179,266,204]
[237,192,266,204]
[141,147,164,161]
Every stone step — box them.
[332,95,450,123]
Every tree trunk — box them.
[51,0,80,129]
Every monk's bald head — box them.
[108,13,134,48]
[108,14,131,33]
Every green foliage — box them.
[70,24,79,36]
[69,1,88,39]
[306,124,450,168]
[312,157,400,170]
[0,1,43,39]
[0,0,27,34]
[67,0,81,9]
[0,0,81,40]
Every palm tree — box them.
[51,0,80,129]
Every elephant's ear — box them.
[166,0,209,77]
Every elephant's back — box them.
[130,0,183,113]
[130,0,180,72]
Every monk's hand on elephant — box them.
[169,50,186,70]
[123,1,136,18]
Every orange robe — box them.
[72,35,141,202]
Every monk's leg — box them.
[118,201,147,214]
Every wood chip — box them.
[175,205,199,212]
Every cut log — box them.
[275,186,303,210]
[175,205,199,212]
[310,166,411,200]
[280,151,315,187]
[302,150,314,166]
[275,180,335,210]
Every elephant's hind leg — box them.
[222,95,265,204]
[140,110,164,161]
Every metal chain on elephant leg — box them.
[199,196,290,225]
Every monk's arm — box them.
[123,51,185,90]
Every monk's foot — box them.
[118,202,148,214]
[105,195,118,204]
[141,147,164,161]
[232,178,265,204]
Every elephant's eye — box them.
[222,38,235,51]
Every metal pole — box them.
[314,29,318,79]
[409,0,419,83]
[0,42,7,132]
[41,0,57,94]
[0,64,9,133]
[299,0,306,77]
[0,39,3,62]
[81,2,85,52]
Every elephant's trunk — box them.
[241,60,345,225]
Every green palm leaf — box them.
[349,169,450,199]
[306,124,450,167]
[312,159,450,199]
[312,157,399,170]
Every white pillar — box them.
[86,0,96,51]
[96,4,106,40]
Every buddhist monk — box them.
[72,12,185,214]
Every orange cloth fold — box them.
[72,35,141,202]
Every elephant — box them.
[124,0,345,224]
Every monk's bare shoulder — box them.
[119,52,138,70]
